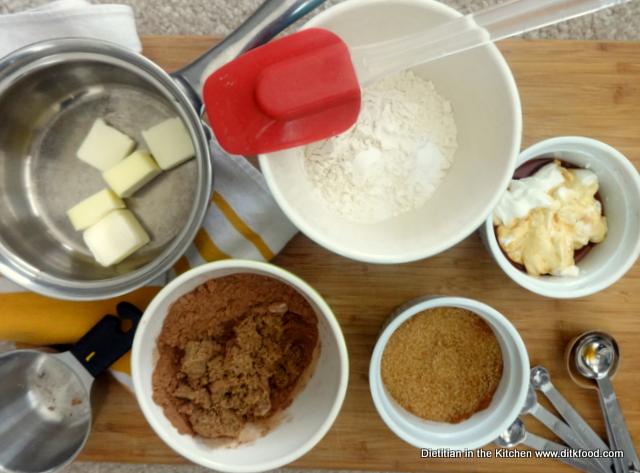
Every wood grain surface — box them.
[78,37,640,472]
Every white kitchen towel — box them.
[0,0,142,57]
[0,0,299,388]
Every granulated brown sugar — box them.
[381,307,503,423]
[152,273,319,440]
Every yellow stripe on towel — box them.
[112,351,132,375]
[193,228,230,262]
[0,287,160,345]
[173,255,191,275]
[212,191,274,260]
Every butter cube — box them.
[103,150,161,198]
[83,210,150,266]
[77,119,136,171]
[142,117,195,170]
[66,189,125,231]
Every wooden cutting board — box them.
[78,36,640,473]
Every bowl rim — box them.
[483,136,640,299]
[131,259,349,473]
[259,0,523,264]
[369,296,529,450]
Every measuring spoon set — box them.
[494,331,639,473]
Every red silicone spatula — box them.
[204,0,628,156]
[204,28,360,156]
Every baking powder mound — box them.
[304,70,458,224]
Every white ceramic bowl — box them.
[131,260,349,473]
[482,137,640,299]
[259,0,522,264]
[370,296,529,450]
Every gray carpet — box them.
[2,0,640,40]
[2,1,639,473]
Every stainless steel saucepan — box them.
[0,0,324,301]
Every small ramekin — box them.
[369,296,529,451]
[481,136,640,299]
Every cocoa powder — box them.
[152,273,319,440]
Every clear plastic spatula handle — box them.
[352,0,631,86]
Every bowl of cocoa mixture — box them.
[369,296,529,450]
[131,260,348,473]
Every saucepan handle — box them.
[174,0,326,101]
[69,302,143,378]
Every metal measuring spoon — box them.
[573,331,639,473]
[495,418,602,473]
[530,365,613,471]
[521,384,611,473]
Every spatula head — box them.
[204,28,361,155]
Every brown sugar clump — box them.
[152,274,319,440]
[381,307,503,423]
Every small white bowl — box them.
[370,296,529,451]
[482,136,640,299]
[259,0,522,264]
[131,260,349,473]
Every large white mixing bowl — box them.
[259,0,522,263]
[131,260,349,473]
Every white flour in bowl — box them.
[304,70,458,224]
